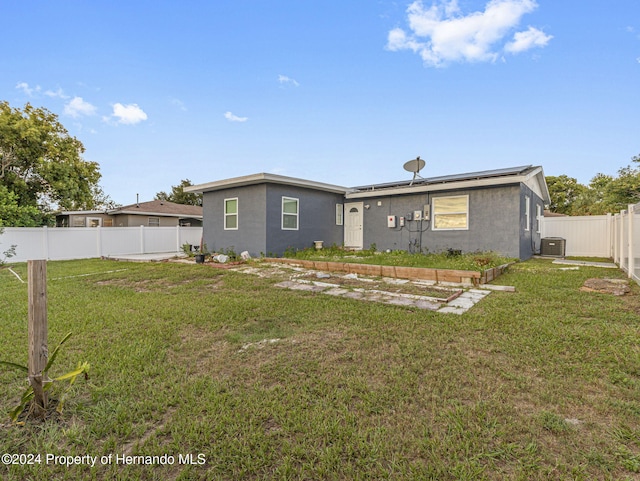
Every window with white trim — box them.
[224,198,238,230]
[524,196,530,231]
[336,204,343,225]
[282,197,299,230]
[536,204,542,233]
[432,195,469,230]
[148,217,160,227]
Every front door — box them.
[344,202,363,249]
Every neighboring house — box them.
[56,200,203,228]
[185,165,550,260]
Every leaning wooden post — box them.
[28,260,48,416]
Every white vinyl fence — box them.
[540,205,640,285]
[0,226,203,264]
[541,214,613,258]
[612,202,640,284]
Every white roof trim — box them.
[185,173,350,195]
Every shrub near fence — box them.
[0,226,203,263]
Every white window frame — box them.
[224,197,238,230]
[148,217,160,227]
[524,196,531,232]
[536,203,542,234]
[432,195,469,231]
[336,203,343,226]
[282,196,299,230]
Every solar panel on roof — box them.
[350,165,534,192]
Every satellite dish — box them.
[403,156,425,185]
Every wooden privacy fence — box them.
[0,226,202,263]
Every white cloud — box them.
[505,26,553,53]
[387,0,551,67]
[64,97,97,118]
[278,75,300,87]
[170,98,187,111]
[45,87,69,99]
[224,111,248,122]
[16,82,40,96]
[111,103,148,125]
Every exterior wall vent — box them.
[541,237,566,257]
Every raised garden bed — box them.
[263,258,512,286]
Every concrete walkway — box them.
[271,278,492,314]
[552,259,618,269]
[105,252,186,262]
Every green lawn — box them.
[0,258,638,480]
[283,246,515,272]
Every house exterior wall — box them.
[264,184,344,256]
[202,184,267,255]
[60,213,112,227]
[201,183,344,257]
[356,184,529,259]
[110,214,177,227]
[519,184,545,260]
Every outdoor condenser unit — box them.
[540,237,566,257]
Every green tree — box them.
[0,102,106,223]
[155,179,202,206]
[0,185,44,226]
[547,154,640,215]
[546,175,587,214]
[603,159,640,210]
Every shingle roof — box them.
[112,200,203,218]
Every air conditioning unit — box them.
[541,237,566,257]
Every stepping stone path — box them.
[231,264,497,314]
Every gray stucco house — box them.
[186,165,550,260]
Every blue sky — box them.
[2,0,639,205]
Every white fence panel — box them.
[0,226,202,263]
[541,215,612,257]
[632,204,640,283]
[47,228,101,260]
[1,228,47,261]
[100,227,143,256]
[144,227,181,254]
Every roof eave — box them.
[185,173,350,195]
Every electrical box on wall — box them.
[399,216,405,227]
[406,212,413,221]
[414,210,422,221]
[387,215,396,228]
[423,205,430,220]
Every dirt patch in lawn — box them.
[94,277,221,293]
[580,278,631,296]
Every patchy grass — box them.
[0,257,639,480]
[283,245,515,272]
